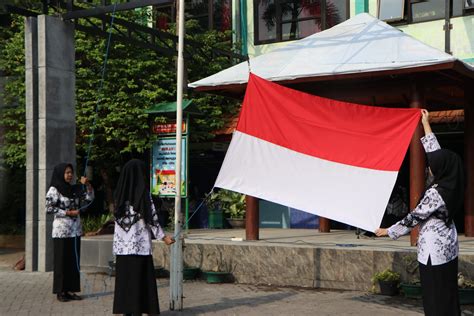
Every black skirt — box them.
[53,237,81,294]
[419,257,460,316]
[113,255,160,314]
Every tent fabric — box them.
[189,13,471,89]
[214,74,420,231]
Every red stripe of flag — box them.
[236,74,421,171]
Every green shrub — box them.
[207,189,246,219]
[372,269,401,283]
[82,213,112,233]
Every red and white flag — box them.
[215,74,421,231]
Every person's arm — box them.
[421,109,432,135]
[420,110,441,153]
[80,176,94,201]
[149,197,175,245]
[376,188,446,239]
[46,187,70,217]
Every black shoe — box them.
[65,292,82,300]
[57,293,70,302]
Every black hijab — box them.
[426,149,464,221]
[50,163,74,198]
[114,159,152,224]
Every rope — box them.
[172,188,215,239]
[247,55,251,74]
[83,2,118,175]
[73,1,118,299]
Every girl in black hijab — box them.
[376,110,463,316]
[46,163,94,302]
[112,159,174,315]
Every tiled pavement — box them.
[0,269,463,316]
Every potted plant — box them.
[202,251,234,283]
[371,269,400,296]
[458,273,474,305]
[206,190,226,228]
[399,254,422,299]
[220,190,246,228]
[183,264,200,280]
[155,266,167,278]
[108,256,116,277]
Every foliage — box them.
[0,163,25,234]
[0,222,24,235]
[0,11,241,171]
[370,268,400,293]
[0,16,25,167]
[81,213,112,233]
[207,189,246,219]
[372,269,401,283]
[400,254,420,284]
[458,273,474,289]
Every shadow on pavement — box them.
[160,291,296,315]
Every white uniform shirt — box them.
[388,133,458,266]
[113,198,165,256]
[46,186,95,238]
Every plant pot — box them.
[400,283,422,299]
[459,287,474,305]
[202,271,233,284]
[108,260,116,277]
[183,267,200,280]
[208,210,225,229]
[155,267,167,278]
[378,280,399,296]
[226,218,245,228]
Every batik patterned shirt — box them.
[46,186,95,238]
[113,198,165,256]
[387,133,458,266]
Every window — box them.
[186,0,210,30]
[466,0,474,9]
[378,0,467,25]
[155,4,174,30]
[154,0,231,32]
[378,0,405,22]
[254,0,349,44]
[213,0,232,32]
[411,0,445,22]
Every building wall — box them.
[240,0,474,63]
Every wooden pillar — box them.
[465,89,474,236]
[319,217,330,233]
[245,196,259,240]
[409,82,425,246]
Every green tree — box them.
[0,15,25,167]
[1,10,241,219]
[1,13,240,171]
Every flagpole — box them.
[170,0,185,309]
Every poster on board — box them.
[151,137,187,197]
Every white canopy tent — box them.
[189,13,472,91]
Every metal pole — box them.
[444,0,451,54]
[170,0,185,309]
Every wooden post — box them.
[319,217,330,233]
[245,196,259,240]
[465,89,474,236]
[409,82,425,246]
